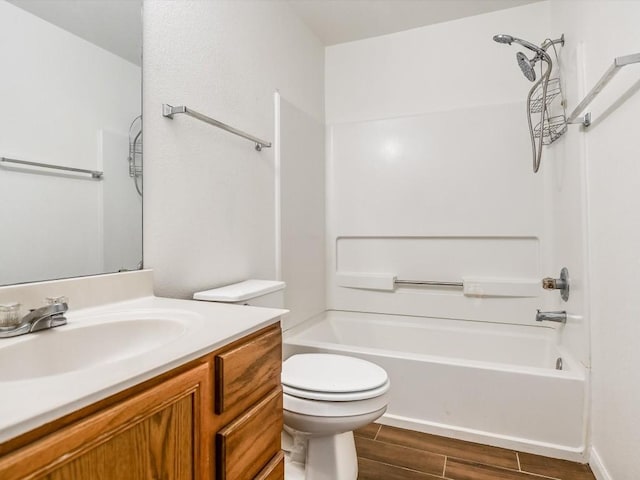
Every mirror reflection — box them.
[0,0,142,286]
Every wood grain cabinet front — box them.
[255,451,285,480]
[216,388,283,480]
[0,322,284,480]
[214,326,282,418]
[0,363,208,480]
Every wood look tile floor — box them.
[355,424,596,480]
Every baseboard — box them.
[379,413,586,463]
[589,447,612,480]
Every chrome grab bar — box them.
[162,104,272,151]
[1,157,103,179]
[395,279,463,288]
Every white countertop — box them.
[0,296,286,443]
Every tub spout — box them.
[536,310,566,323]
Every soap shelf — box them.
[534,115,568,145]
[530,77,563,114]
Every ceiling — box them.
[8,0,141,66]
[287,0,543,45]
[8,0,542,64]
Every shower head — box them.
[516,52,537,82]
[493,33,549,58]
[493,34,514,45]
[493,33,555,82]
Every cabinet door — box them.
[216,388,283,480]
[0,364,209,480]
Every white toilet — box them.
[282,353,390,480]
[194,280,391,480]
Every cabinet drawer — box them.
[255,451,284,480]
[216,388,283,480]
[214,326,281,416]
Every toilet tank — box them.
[193,280,286,308]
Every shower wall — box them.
[278,96,326,330]
[550,1,640,478]
[325,2,555,326]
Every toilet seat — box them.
[282,353,389,393]
[283,379,390,402]
[283,389,390,417]
[282,353,391,417]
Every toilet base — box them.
[306,431,357,480]
[285,430,358,480]
[283,406,387,479]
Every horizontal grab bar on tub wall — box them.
[335,273,541,297]
[394,279,463,287]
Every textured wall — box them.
[143,1,325,301]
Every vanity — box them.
[0,272,286,480]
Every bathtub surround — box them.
[550,1,640,478]
[319,0,600,464]
[325,2,555,328]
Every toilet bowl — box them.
[282,353,390,480]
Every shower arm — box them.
[541,35,565,52]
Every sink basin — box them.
[0,315,190,382]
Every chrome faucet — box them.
[536,309,567,323]
[0,299,68,338]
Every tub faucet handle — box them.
[542,267,570,301]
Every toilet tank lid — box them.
[193,279,286,302]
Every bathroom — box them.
[0,0,638,479]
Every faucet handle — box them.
[46,296,68,306]
[541,267,570,302]
[0,303,21,328]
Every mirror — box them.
[0,0,142,286]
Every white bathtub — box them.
[283,310,587,461]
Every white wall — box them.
[142,0,326,321]
[0,0,140,285]
[550,1,640,478]
[325,2,557,326]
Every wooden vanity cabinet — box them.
[0,322,283,480]
[212,324,283,480]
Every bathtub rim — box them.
[284,309,586,380]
